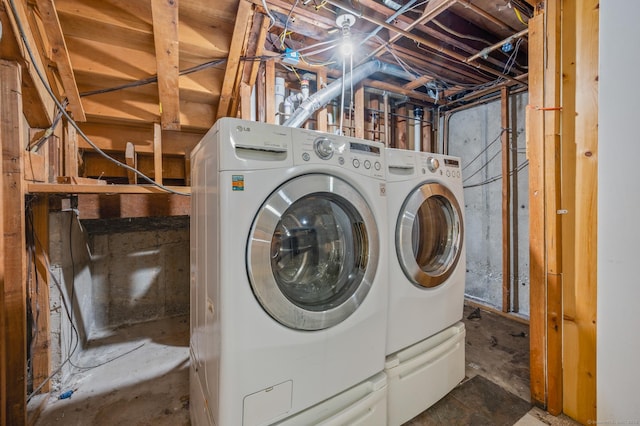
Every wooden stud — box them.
[63,119,78,178]
[564,0,598,422]
[510,98,520,313]
[264,60,275,124]
[29,196,51,394]
[33,0,86,121]
[501,87,511,313]
[1,59,27,425]
[543,0,563,416]
[527,12,546,409]
[0,64,5,426]
[246,13,269,88]
[240,82,253,120]
[216,0,253,119]
[125,142,137,184]
[395,105,407,150]
[151,0,180,130]
[184,150,191,187]
[153,123,163,185]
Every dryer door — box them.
[396,182,463,288]
[247,174,379,331]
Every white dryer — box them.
[384,148,466,425]
[190,118,388,426]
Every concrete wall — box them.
[598,2,640,420]
[447,93,530,317]
[48,212,189,387]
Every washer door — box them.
[247,174,379,331]
[396,182,463,288]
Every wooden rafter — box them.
[1,0,55,127]
[217,0,253,119]
[151,0,180,130]
[33,0,86,121]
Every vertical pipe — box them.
[413,106,423,152]
[501,87,511,313]
[275,76,285,125]
[383,92,390,146]
[511,94,520,313]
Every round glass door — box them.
[396,182,463,288]
[247,174,379,330]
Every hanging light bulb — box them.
[335,13,356,57]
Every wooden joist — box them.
[33,0,86,122]
[28,183,191,195]
[1,59,27,426]
[151,0,180,131]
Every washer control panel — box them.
[418,153,462,180]
[295,129,385,180]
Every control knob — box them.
[426,157,440,173]
[314,137,334,160]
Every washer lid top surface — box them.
[247,174,379,330]
[396,182,463,288]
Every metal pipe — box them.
[466,28,529,63]
[383,92,390,147]
[283,60,415,128]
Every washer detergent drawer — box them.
[385,322,465,426]
[243,380,293,426]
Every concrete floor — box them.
[31,305,579,425]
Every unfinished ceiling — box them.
[13,0,531,131]
[0,0,532,185]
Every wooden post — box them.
[527,12,546,409]
[63,120,78,178]
[153,123,163,185]
[240,82,253,120]
[1,60,27,425]
[501,87,511,313]
[30,196,51,394]
[125,142,137,184]
[564,0,598,422]
[543,0,563,416]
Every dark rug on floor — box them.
[405,375,532,426]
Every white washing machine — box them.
[384,148,466,425]
[190,118,388,426]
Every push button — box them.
[352,159,360,168]
[364,160,371,169]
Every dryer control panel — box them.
[418,153,462,181]
[294,128,386,180]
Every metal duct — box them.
[283,60,415,128]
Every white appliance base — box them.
[274,372,387,426]
[385,322,466,426]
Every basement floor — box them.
[31,305,579,426]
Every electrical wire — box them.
[463,147,502,183]
[463,160,529,189]
[25,207,145,402]
[462,128,507,171]
[8,0,190,196]
[261,0,277,29]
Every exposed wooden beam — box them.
[63,120,78,177]
[1,59,27,426]
[264,59,275,124]
[403,75,434,91]
[151,0,180,130]
[217,0,253,119]
[368,0,457,60]
[245,13,269,87]
[354,83,365,138]
[33,0,86,121]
